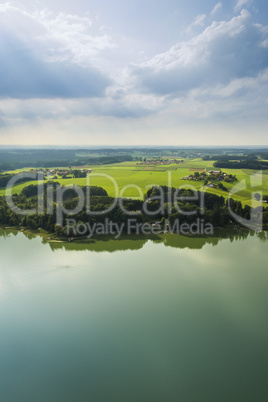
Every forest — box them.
[2,146,268,172]
[0,149,134,171]
[214,160,268,170]
[1,184,268,237]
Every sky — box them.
[0,0,268,146]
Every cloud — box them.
[0,0,268,142]
[0,3,155,117]
[0,90,156,124]
[143,68,268,124]
[34,10,116,66]
[0,3,115,99]
[261,39,268,48]
[234,0,252,12]
[0,35,112,99]
[254,23,268,34]
[0,3,116,67]
[210,2,222,16]
[129,10,268,96]
[193,69,268,100]
[185,14,206,35]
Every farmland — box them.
[1,158,268,206]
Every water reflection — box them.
[1,226,268,253]
[1,225,268,402]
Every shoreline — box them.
[1,223,265,244]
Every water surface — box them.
[0,228,268,401]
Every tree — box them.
[218,182,228,192]
[263,211,268,225]
[254,193,261,202]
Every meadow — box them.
[1,158,268,206]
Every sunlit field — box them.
[1,158,268,206]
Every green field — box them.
[1,158,268,206]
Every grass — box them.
[1,158,268,206]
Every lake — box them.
[0,228,268,401]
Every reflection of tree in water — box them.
[161,229,253,250]
[48,235,160,253]
[0,227,266,253]
[47,229,257,253]
[256,231,268,242]
[0,227,19,238]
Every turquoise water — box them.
[0,228,268,401]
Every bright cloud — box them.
[186,14,207,35]
[234,0,252,12]
[34,11,116,65]
[0,3,116,67]
[210,2,222,16]
[130,10,255,94]
[0,0,268,145]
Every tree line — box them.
[1,184,268,236]
[214,160,268,170]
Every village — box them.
[25,168,94,179]
[181,170,237,189]
[138,159,184,166]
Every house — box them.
[206,182,217,188]
[208,170,221,174]
[57,171,69,176]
